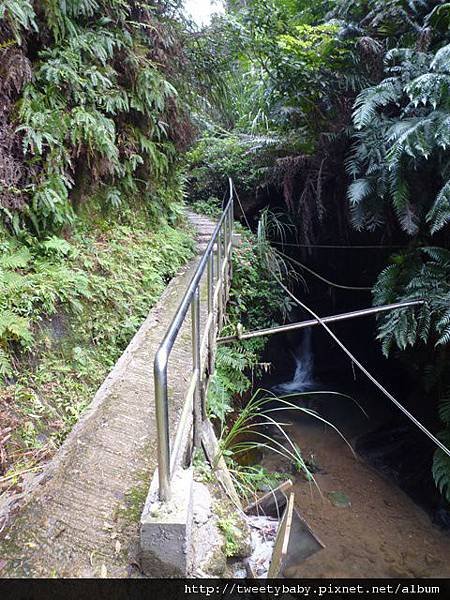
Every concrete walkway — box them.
[0,212,217,578]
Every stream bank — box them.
[260,387,450,578]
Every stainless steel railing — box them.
[154,179,234,501]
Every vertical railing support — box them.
[217,229,223,328]
[224,214,229,300]
[154,352,171,502]
[192,288,201,448]
[217,229,222,278]
[207,253,215,382]
[228,184,234,286]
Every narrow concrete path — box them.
[0,212,217,578]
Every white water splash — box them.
[273,329,315,394]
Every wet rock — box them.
[204,545,227,577]
[327,490,351,508]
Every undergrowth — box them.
[0,209,194,486]
[207,229,289,422]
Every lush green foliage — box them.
[348,43,450,235]
[373,248,450,355]
[0,0,200,487]
[433,391,450,502]
[187,133,270,205]
[0,0,191,235]
[0,212,193,479]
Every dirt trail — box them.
[0,212,216,578]
[271,396,450,578]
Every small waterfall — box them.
[273,329,315,394]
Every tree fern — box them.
[374,248,450,353]
[430,43,450,72]
[352,78,402,129]
[427,179,450,234]
[347,178,372,205]
[349,40,450,236]
[433,429,450,502]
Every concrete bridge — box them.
[0,205,231,578]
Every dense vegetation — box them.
[188,1,450,504]
[0,0,194,235]
[0,1,197,484]
[1,0,450,511]
[208,227,289,422]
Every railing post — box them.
[154,352,171,502]
[192,288,202,447]
[217,229,222,279]
[224,212,230,299]
[217,227,224,329]
[207,253,215,383]
[228,206,234,288]
[228,204,233,284]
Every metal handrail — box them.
[154,178,234,501]
[217,300,425,344]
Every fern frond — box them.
[431,43,450,73]
[427,180,450,234]
[352,78,402,129]
[406,73,450,108]
[439,398,450,425]
[0,310,33,347]
[346,178,372,204]
[0,0,37,43]
[0,247,31,269]
[433,430,450,502]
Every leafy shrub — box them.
[186,134,269,204]
[0,0,191,235]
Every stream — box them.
[259,331,450,577]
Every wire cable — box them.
[272,275,450,459]
[270,241,408,250]
[277,249,373,292]
[230,181,450,458]
[230,181,252,231]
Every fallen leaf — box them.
[100,564,107,578]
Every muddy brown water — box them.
[262,395,450,578]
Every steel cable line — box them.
[272,274,450,459]
[230,181,450,458]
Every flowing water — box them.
[262,334,450,577]
[272,330,315,395]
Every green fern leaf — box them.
[432,430,450,502]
